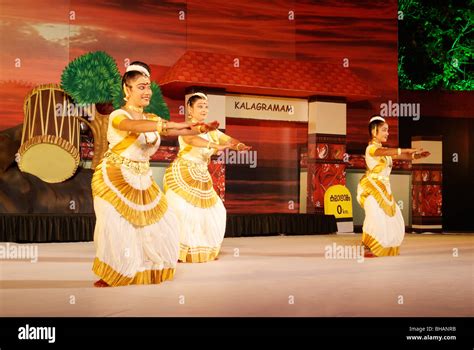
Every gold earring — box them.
[123,84,130,102]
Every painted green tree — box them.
[398,0,473,90]
[61,51,170,118]
[61,51,170,168]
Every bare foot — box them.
[94,279,109,287]
[364,250,377,258]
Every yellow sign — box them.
[324,185,353,219]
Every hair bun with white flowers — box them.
[189,92,208,100]
[369,116,386,124]
[126,64,150,77]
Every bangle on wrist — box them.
[397,148,401,156]
[412,152,416,159]
[237,142,244,151]
[156,119,163,133]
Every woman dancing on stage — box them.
[92,63,218,287]
[163,92,251,263]
[357,116,430,257]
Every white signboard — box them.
[226,95,308,122]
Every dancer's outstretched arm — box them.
[115,117,219,135]
[217,132,252,151]
[182,135,230,151]
[374,147,430,160]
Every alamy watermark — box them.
[18,324,55,343]
[55,102,95,119]
[0,243,38,263]
[324,243,364,263]
[380,100,420,121]
[217,149,257,168]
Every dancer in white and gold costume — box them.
[357,116,430,257]
[92,63,217,287]
[164,92,251,263]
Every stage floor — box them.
[0,233,472,317]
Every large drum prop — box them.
[18,84,81,183]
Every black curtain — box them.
[0,213,337,242]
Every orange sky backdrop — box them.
[0,0,398,149]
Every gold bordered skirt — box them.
[164,157,226,262]
[91,157,179,286]
[357,174,405,256]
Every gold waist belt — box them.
[103,151,150,175]
[367,173,389,182]
[178,157,209,171]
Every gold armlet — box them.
[161,121,169,135]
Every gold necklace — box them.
[371,138,382,147]
[125,106,155,146]
[190,117,206,123]
[126,104,144,113]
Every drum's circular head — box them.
[18,135,80,183]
